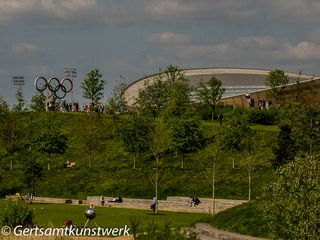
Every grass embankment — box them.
[203,201,268,238]
[0,112,278,201]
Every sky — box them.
[1,0,320,105]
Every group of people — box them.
[187,196,201,207]
[97,195,201,212]
[100,195,123,206]
[246,94,273,109]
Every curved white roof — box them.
[124,68,316,106]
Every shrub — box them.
[246,109,277,125]
[1,201,33,227]
[137,220,199,240]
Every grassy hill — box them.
[0,112,277,200]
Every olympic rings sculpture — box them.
[34,77,73,99]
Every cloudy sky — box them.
[1,0,320,105]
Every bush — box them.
[1,201,33,227]
[246,109,277,125]
[136,219,199,240]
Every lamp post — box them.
[12,76,25,91]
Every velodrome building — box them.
[123,68,320,107]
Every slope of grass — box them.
[0,112,277,201]
[201,201,268,238]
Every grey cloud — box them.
[145,32,191,45]
[272,0,320,23]
[145,36,320,69]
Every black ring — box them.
[35,77,48,91]
[61,78,73,93]
[48,78,61,93]
[54,85,67,99]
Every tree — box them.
[149,120,170,214]
[13,88,25,112]
[30,94,46,112]
[265,69,289,102]
[163,77,191,119]
[106,80,127,135]
[221,114,250,169]
[169,118,203,168]
[263,155,320,239]
[0,111,25,170]
[23,156,43,202]
[137,79,169,117]
[81,69,106,111]
[137,65,191,118]
[240,128,257,201]
[33,115,68,170]
[163,64,184,83]
[120,115,153,168]
[271,123,296,169]
[78,114,103,169]
[198,76,225,121]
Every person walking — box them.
[150,195,157,212]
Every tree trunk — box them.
[232,152,235,169]
[155,165,159,214]
[47,154,51,170]
[181,153,184,169]
[211,105,215,122]
[139,150,142,168]
[88,153,92,169]
[133,154,136,169]
[248,170,251,201]
[112,116,116,136]
[10,155,13,171]
[212,161,216,216]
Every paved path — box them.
[193,223,267,240]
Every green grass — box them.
[0,200,207,231]
[0,112,276,201]
[202,201,268,238]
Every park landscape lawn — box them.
[0,112,279,237]
[0,200,208,231]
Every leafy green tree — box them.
[33,115,68,170]
[149,120,170,214]
[198,76,225,121]
[137,79,169,117]
[163,77,191,119]
[30,94,46,112]
[0,111,25,170]
[291,106,320,154]
[106,81,127,135]
[13,88,25,112]
[278,104,320,155]
[265,69,289,102]
[23,156,43,201]
[169,118,203,168]
[263,155,320,239]
[271,123,296,169]
[0,97,9,112]
[120,115,153,168]
[221,115,250,168]
[137,65,191,118]
[163,64,184,83]
[81,68,106,111]
[78,114,103,168]
[240,128,257,201]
